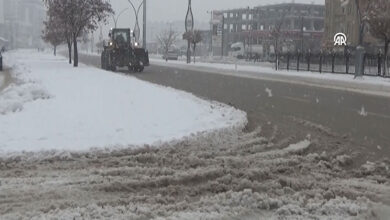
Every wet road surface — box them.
[78,54,390,164]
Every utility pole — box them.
[221,15,225,57]
[207,11,213,55]
[143,0,147,48]
[300,16,304,53]
[185,0,194,64]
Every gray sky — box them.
[109,0,325,24]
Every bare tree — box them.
[157,29,178,61]
[43,0,73,64]
[42,16,65,56]
[367,0,390,75]
[271,7,290,70]
[183,30,202,63]
[341,0,374,45]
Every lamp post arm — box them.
[116,8,129,27]
[137,2,143,18]
[127,0,141,20]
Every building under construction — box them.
[212,3,325,58]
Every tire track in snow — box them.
[0,127,389,219]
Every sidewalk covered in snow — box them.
[0,50,246,155]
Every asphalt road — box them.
[78,54,390,164]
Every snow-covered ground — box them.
[0,50,246,155]
[1,126,389,219]
[151,57,390,97]
[0,50,389,220]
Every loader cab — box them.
[108,29,131,47]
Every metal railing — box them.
[276,51,389,77]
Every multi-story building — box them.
[0,0,45,49]
[324,0,379,51]
[0,0,6,46]
[212,3,325,57]
[324,0,359,48]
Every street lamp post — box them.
[127,0,142,43]
[185,0,194,64]
[221,15,225,57]
[112,8,129,28]
[127,0,146,48]
[206,11,213,56]
[143,0,147,49]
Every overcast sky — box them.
[109,0,325,24]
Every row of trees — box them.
[42,0,113,67]
[183,30,202,63]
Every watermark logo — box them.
[334,33,347,46]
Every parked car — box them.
[163,50,179,60]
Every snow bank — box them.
[0,50,247,155]
[0,83,50,114]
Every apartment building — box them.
[0,0,45,49]
[212,3,325,56]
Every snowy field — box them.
[0,50,246,155]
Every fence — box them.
[276,52,389,77]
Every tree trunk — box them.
[67,38,72,64]
[384,39,389,76]
[355,0,364,46]
[54,46,57,56]
[73,34,78,67]
[193,44,196,63]
[275,39,279,70]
